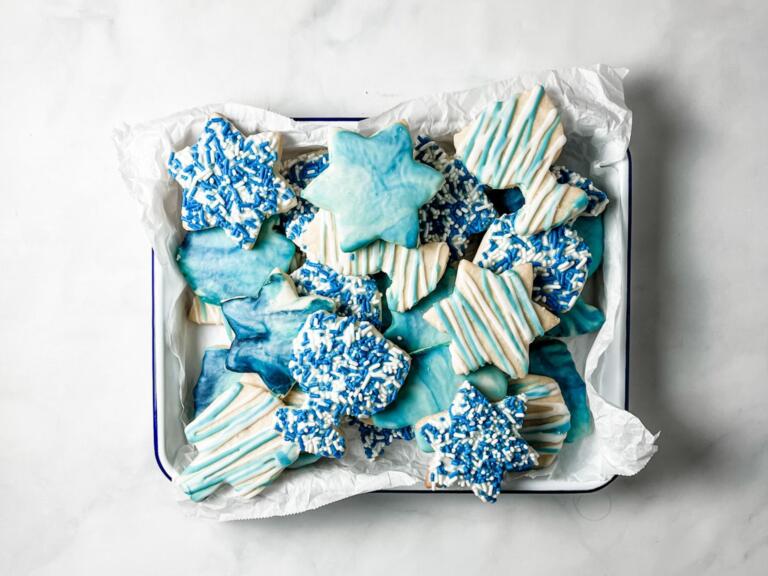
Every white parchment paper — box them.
[115,65,658,520]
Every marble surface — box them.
[1,0,766,574]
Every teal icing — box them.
[383,267,454,354]
[529,339,592,442]
[546,298,605,338]
[287,452,323,469]
[572,213,604,277]
[177,217,295,305]
[302,123,444,252]
[372,345,508,429]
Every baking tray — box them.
[151,118,632,495]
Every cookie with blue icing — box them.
[291,261,383,328]
[529,339,592,442]
[416,382,537,503]
[415,137,497,259]
[474,214,591,313]
[177,217,295,305]
[546,297,605,337]
[572,214,604,277]
[179,382,299,501]
[372,344,508,430]
[193,347,268,415]
[350,419,414,460]
[168,117,297,249]
[302,122,444,251]
[222,270,336,395]
[274,311,411,458]
[508,374,571,469]
[552,166,609,217]
[423,260,559,377]
[454,86,588,235]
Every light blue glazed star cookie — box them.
[274,311,411,458]
[168,117,297,249]
[179,382,299,501]
[302,122,444,251]
[176,217,295,305]
[222,271,336,396]
[423,260,559,377]
[416,382,537,503]
[372,344,508,430]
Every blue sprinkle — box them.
[551,165,608,217]
[350,418,414,460]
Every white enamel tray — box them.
[151,119,632,494]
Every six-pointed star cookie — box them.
[423,260,559,377]
[168,116,297,249]
[301,122,444,252]
[222,270,336,396]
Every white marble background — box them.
[0,0,766,574]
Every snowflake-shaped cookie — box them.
[418,382,537,503]
[168,116,297,248]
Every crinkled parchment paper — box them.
[115,65,658,520]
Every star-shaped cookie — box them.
[168,116,297,249]
[423,260,559,377]
[302,122,444,252]
[222,270,336,396]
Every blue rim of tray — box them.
[151,118,633,495]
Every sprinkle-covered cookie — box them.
[415,137,497,259]
[177,217,296,305]
[222,271,336,395]
[372,344,508,430]
[179,382,299,501]
[552,166,609,217]
[417,382,537,503]
[302,122,443,251]
[282,150,330,191]
[291,261,383,328]
[168,117,297,249]
[350,419,414,460]
[508,374,571,469]
[474,214,591,313]
[274,311,411,458]
[424,260,559,377]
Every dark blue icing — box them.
[572,214,604,277]
[291,261,382,328]
[546,298,605,338]
[168,117,296,248]
[193,348,242,415]
[529,339,593,442]
[488,187,525,215]
[419,383,536,503]
[350,418,414,459]
[384,267,455,354]
[275,311,411,458]
[176,217,295,305]
[414,137,497,260]
[302,123,444,251]
[476,214,591,313]
[372,344,509,429]
[222,271,336,395]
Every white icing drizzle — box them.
[188,295,223,325]
[382,242,449,312]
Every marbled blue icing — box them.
[384,267,455,354]
[176,217,296,305]
[193,348,242,415]
[414,137,497,259]
[529,339,592,442]
[222,271,335,395]
[168,117,296,248]
[418,383,536,503]
[350,418,414,460]
[572,213,604,277]
[302,123,444,251]
[552,166,609,217]
[274,311,411,458]
[475,213,591,313]
[291,261,382,328]
[546,297,605,337]
[372,344,508,430]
